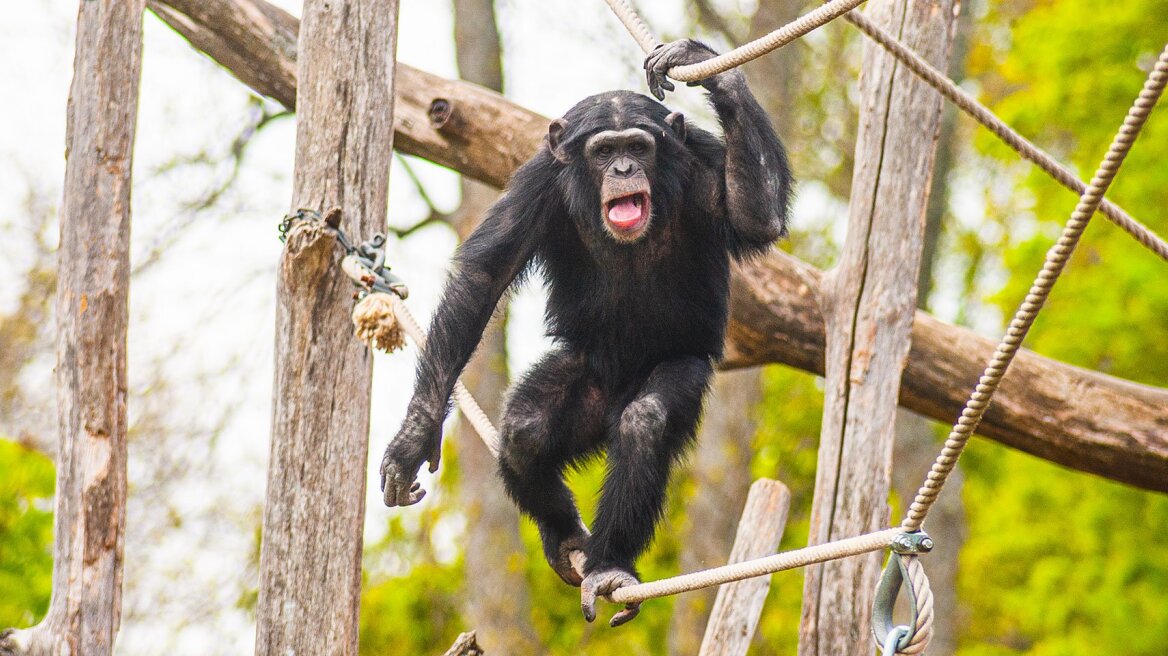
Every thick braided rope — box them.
[846,11,1168,262]
[388,294,501,455]
[901,43,1168,533]
[602,0,660,54]
[608,527,901,604]
[893,556,934,655]
[602,0,867,81]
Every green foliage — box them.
[958,442,1168,655]
[0,438,54,629]
[360,560,465,654]
[954,1,1168,653]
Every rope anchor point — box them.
[872,531,934,655]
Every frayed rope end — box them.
[352,292,406,353]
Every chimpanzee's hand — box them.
[580,566,642,627]
[380,412,442,507]
[644,39,720,100]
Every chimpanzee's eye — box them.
[597,145,614,158]
[629,142,646,155]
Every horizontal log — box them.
[150,0,1168,492]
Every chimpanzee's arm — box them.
[381,151,560,507]
[645,40,792,254]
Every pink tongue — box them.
[608,197,641,226]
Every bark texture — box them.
[799,2,956,654]
[449,0,540,650]
[699,479,791,656]
[254,0,398,654]
[0,2,144,654]
[886,8,976,654]
[147,0,1168,492]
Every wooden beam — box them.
[146,0,1168,493]
[253,0,398,653]
[699,479,791,656]
[0,1,145,654]
[799,1,956,653]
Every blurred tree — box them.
[889,5,976,655]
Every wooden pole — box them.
[145,0,1168,493]
[254,0,399,653]
[699,479,791,656]
[0,2,145,654]
[798,1,956,654]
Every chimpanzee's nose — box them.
[614,159,635,177]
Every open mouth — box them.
[605,192,651,234]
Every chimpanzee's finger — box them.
[609,602,641,628]
[404,486,426,506]
[645,69,663,100]
[580,582,598,623]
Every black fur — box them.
[380,39,791,622]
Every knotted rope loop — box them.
[872,551,934,656]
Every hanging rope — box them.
[379,292,501,455]
[900,43,1168,532]
[603,0,868,81]
[281,211,503,455]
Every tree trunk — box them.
[699,479,792,656]
[0,2,144,654]
[668,370,763,655]
[887,7,976,654]
[148,0,1168,492]
[254,0,398,654]
[799,2,956,654]
[448,2,541,650]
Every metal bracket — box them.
[889,530,933,555]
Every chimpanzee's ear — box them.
[547,118,571,164]
[665,112,686,143]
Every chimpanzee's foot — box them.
[544,532,589,587]
[580,566,642,627]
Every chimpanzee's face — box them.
[584,128,656,242]
[547,91,687,244]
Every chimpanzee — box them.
[380,39,791,626]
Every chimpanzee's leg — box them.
[498,348,608,587]
[581,355,714,626]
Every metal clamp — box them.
[890,530,933,555]
[279,209,409,300]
